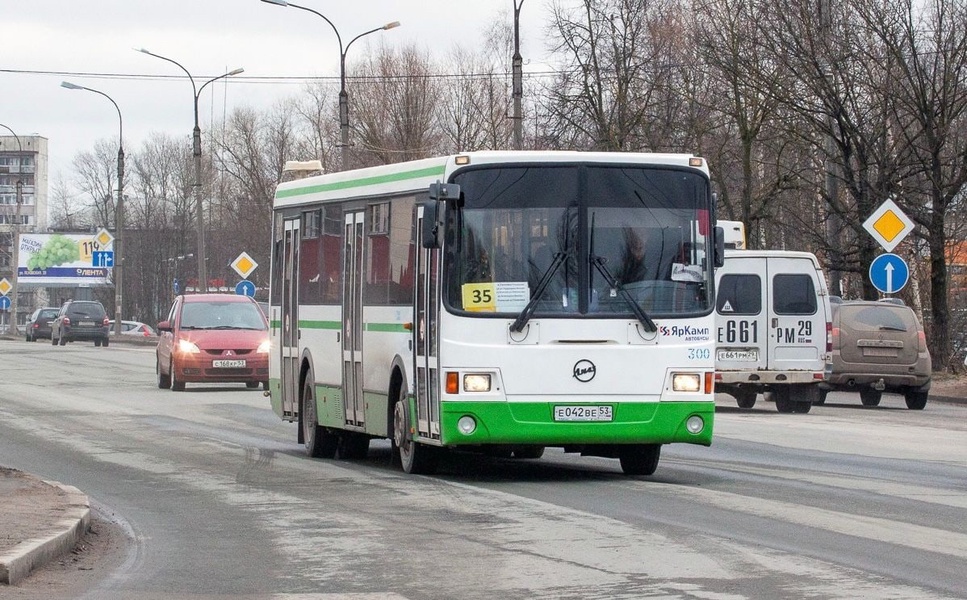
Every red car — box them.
[156,294,270,391]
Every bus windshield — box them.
[444,164,713,318]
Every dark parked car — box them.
[25,307,59,342]
[50,300,110,347]
[820,300,931,409]
[156,294,270,391]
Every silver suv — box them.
[820,300,931,409]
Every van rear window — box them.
[773,274,817,315]
[717,274,761,315]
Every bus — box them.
[267,151,723,475]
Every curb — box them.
[0,481,91,586]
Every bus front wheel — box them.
[392,385,438,475]
[619,444,661,476]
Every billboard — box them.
[17,232,113,286]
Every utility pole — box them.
[512,0,524,150]
[1,125,24,336]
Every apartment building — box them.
[1,135,49,330]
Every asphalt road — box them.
[1,339,966,599]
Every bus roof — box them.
[272,151,709,208]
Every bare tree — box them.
[856,0,967,369]
[541,0,688,151]
[72,139,120,229]
[352,44,441,166]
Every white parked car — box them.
[108,320,157,337]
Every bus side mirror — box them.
[421,201,440,249]
[713,226,726,268]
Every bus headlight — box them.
[686,415,705,434]
[672,373,701,392]
[457,416,477,435]
[463,374,491,392]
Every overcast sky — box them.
[1,0,550,194]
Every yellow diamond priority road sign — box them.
[230,252,258,279]
[94,228,115,249]
[863,198,914,253]
[0,277,11,296]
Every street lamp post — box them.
[0,124,24,336]
[512,0,525,150]
[60,82,125,335]
[137,49,243,293]
[260,0,399,170]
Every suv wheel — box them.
[904,390,928,410]
[860,389,882,407]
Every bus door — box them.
[342,211,365,426]
[280,217,300,417]
[414,207,441,441]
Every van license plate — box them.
[863,348,898,357]
[213,359,246,368]
[554,405,613,422]
[717,349,758,361]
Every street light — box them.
[260,0,399,170]
[136,48,244,293]
[0,123,24,336]
[512,0,525,150]
[60,81,125,335]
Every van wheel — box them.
[734,389,756,409]
[619,444,661,476]
[774,388,797,413]
[392,384,438,474]
[860,390,882,406]
[512,446,545,459]
[301,377,337,458]
[904,390,928,410]
[792,401,812,414]
[336,432,370,460]
[814,390,828,405]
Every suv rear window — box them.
[67,302,106,319]
[838,304,912,331]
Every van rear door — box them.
[766,255,826,375]
[716,255,768,372]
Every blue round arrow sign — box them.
[0,296,10,311]
[235,280,256,297]
[869,253,909,294]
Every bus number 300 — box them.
[721,320,758,344]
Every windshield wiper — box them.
[510,250,569,333]
[589,255,657,333]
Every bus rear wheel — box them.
[619,444,661,476]
[302,377,337,458]
[392,385,437,475]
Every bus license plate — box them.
[213,359,246,368]
[717,349,758,362]
[554,405,613,422]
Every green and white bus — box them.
[267,151,722,475]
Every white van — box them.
[714,249,832,413]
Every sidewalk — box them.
[0,467,90,586]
